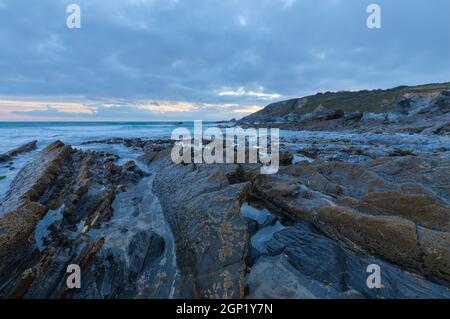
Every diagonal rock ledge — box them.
[0,140,38,163]
[153,150,249,299]
[249,156,450,283]
[0,140,161,298]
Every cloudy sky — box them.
[0,0,449,121]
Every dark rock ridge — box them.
[0,141,166,298]
[146,137,449,298]
[81,137,173,149]
[153,151,249,298]
[247,221,450,298]
[0,135,449,299]
[248,156,450,283]
[0,140,37,163]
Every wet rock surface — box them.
[0,118,449,299]
[0,140,37,163]
[0,141,171,298]
[249,155,450,285]
[280,130,450,165]
[246,221,449,299]
[153,152,249,299]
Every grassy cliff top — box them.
[242,82,450,121]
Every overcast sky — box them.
[0,0,449,121]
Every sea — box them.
[1,121,448,199]
[0,121,219,198]
[0,121,222,153]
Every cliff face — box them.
[239,83,450,134]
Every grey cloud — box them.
[0,0,449,120]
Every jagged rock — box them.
[344,111,363,121]
[0,141,73,297]
[247,254,321,298]
[244,218,260,238]
[121,160,148,184]
[0,140,37,163]
[395,90,450,116]
[0,202,47,287]
[424,121,450,135]
[238,86,450,134]
[250,156,450,283]
[388,148,416,157]
[138,140,174,164]
[279,152,294,166]
[153,151,249,299]
[1,129,449,299]
[64,231,165,299]
[301,105,345,122]
[247,222,450,299]
[0,141,150,298]
[0,141,72,217]
[344,191,449,232]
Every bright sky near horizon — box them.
[0,0,449,121]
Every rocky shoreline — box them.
[0,124,448,299]
[0,83,449,299]
[238,87,450,135]
[0,140,37,163]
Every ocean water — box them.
[0,121,217,198]
[1,121,449,199]
[0,121,222,153]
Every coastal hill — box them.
[238,82,450,134]
[240,82,450,123]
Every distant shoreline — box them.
[0,120,223,124]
